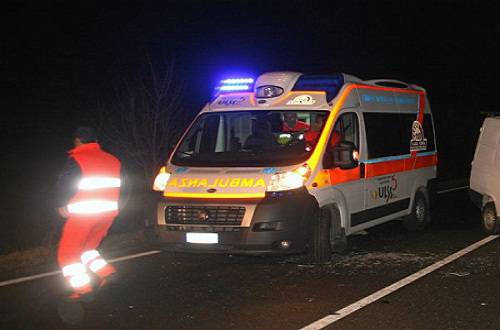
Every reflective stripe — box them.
[69,273,91,288]
[78,177,121,190]
[62,263,86,277]
[81,250,100,265]
[89,259,107,273]
[364,154,411,164]
[417,151,437,157]
[67,200,118,214]
[165,192,265,199]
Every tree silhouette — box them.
[99,57,186,187]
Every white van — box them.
[470,117,500,234]
[153,72,438,261]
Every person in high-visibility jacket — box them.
[55,127,121,300]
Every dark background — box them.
[1,1,497,253]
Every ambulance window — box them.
[364,112,408,158]
[399,113,436,153]
[215,115,226,152]
[173,110,328,166]
[331,113,359,148]
[198,115,220,153]
[421,114,436,152]
[364,112,436,158]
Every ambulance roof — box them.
[206,71,425,112]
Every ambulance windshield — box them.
[172,110,328,166]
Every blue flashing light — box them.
[219,84,252,91]
[221,78,254,84]
[292,74,345,102]
[214,77,255,97]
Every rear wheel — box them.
[403,191,430,231]
[308,208,331,263]
[482,203,500,234]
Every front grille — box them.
[165,205,245,226]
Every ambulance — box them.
[153,72,437,262]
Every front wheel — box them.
[330,207,348,254]
[403,191,430,231]
[308,208,331,263]
[482,203,500,234]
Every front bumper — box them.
[156,188,318,254]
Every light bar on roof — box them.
[292,74,344,102]
[219,84,252,91]
[220,78,254,84]
[214,77,255,96]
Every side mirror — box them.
[323,141,358,169]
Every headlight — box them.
[267,164,311,192]
[153,166,171,191]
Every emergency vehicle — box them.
[153,72,437,262]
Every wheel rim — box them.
[415,199,426,224]
[484,207,497,231]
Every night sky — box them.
[5,1,499,119]
[1,1,499,250]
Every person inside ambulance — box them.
[282,112,310,132]
[304,114,325,143]
[244,119,278,150]
[330,127,342,147]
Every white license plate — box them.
[186,232,218,244]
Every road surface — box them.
[1,188,498,329]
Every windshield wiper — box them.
[176,151,194,158]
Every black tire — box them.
[330,207,348,254]
[308,208,331,263]
[403,191,430,231]
[482,203,500,234]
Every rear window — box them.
[364,113,436,159]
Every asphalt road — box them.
[1,188,498,330]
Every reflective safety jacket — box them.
[65,143,121,216]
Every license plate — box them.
[186,232,218,244]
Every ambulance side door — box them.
[361,111,413,222]
[323,112,365,222]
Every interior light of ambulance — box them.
[267,164,311,192]
[277,133,292,145]
[153,166,171,191]
[256,85,284,98]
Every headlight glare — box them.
[267,164,311,192]
[153,167,171,191]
